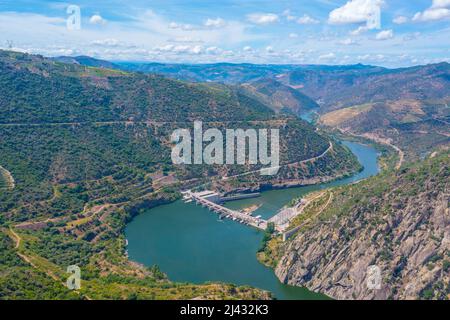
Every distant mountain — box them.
[49,54,450,161]
[116,61,383,85]
[61,58,450,115]
[52,55,120,69]
[116,62,298,83]
[285,62,450,111]
[240,78,319,116]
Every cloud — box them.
[204,18,226,28]
[265,46,275,53]
[413,0,450,21]
[246,13,279,25]
[413,8,450,21]
[282,9,297,21]
[89,14,106,25]
[357,53,386,62]
[168,37,203,43]
[168,22,195,30]
[297,15,320,25]
[350,25,369,35]
[205,46,222,55]
[375,29,394,40]
[91,38,119,47]
[319,52,336,60]
[0,9,263,63]
[432,0,450,8]
[328,0,383,24]
[403,32,421,41]
[155,44,204,55]
[393,16,408,24]
[339,38,358,45]
[243,46,253,52]
[289,33,299,38]
[191,45,202,54]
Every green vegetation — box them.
[268,151,449,300]
[0,50,363,299]
[257,223,283,269]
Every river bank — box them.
[125,141,380,300]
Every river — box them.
[125,141,379,300]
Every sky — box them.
[0,0,449,67]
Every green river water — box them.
[125,140,379,300]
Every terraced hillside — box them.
[319,100,450,161]
[0,50,359,299]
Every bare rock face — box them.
[275,154,449,300]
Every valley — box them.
[0,50,360,299]
[1,49,449,301]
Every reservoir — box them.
[125,141,379,300]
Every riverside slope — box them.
[275,152,449,300]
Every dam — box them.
[183,190,268,230]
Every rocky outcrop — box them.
[275,153,449,300]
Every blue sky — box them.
[0,0,449,66]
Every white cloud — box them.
[89,14,106,25]
[243,46,253,52]
[413,0,450,21]
[204,18,227,28]
[266,46,275,53]
[319,52,336,60]
[205,46,222,55]
[432,0,450,8]
[339,38,358,45]
[0,10,265,62]
[297,15,320,25]
[289,33,299,38]
[168,22,195,30]
[91,38,119,47]
[403,32,421,41]
[246,13,279,25]
[393,16,408,24]
[191,45,203,54]
[328,0,383,24]
[282,9,297,21]
[350,25,369,35]
[413,8,450,21]
[156,44,204,55]
[375,29,394,40]
[357,53,386,62]
[168,36,203,43]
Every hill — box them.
[52,55,120,70]
[286,63,450,111]
[240,78,319,116]
[273,151,449,300]
[116,62,297,83]
[0,50,360,299]
[319,100,450,161]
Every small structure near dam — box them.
[182,190,306,239]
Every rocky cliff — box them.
[275,152,449,300]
